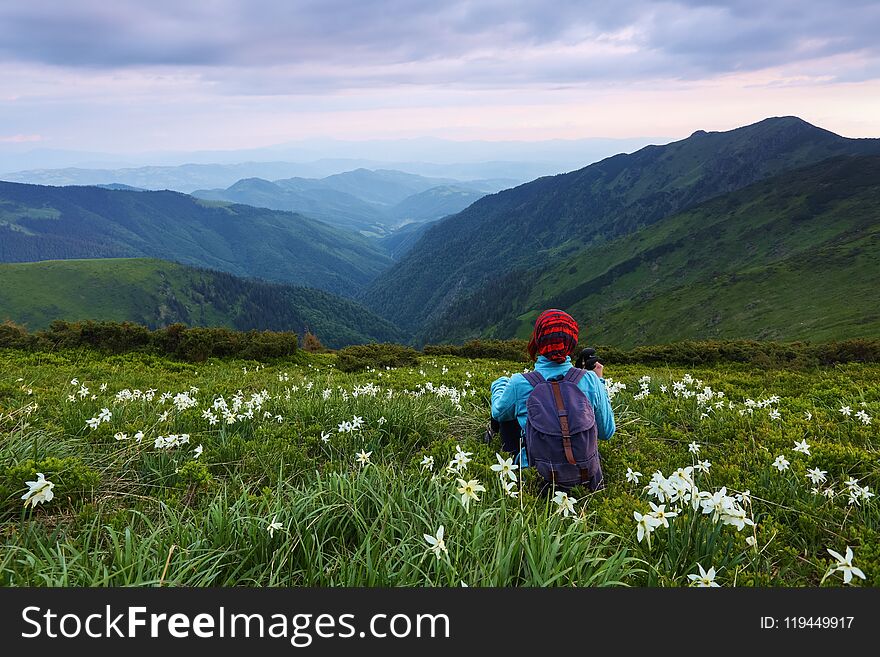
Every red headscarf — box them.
[527,309,579,363]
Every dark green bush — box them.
[0,321,39,350]
[156,325,297,362]
[336,343,420,372]
[44,320,153,353]
[425,337,880,368]
[578,339,880,368]
[423,338,530,361]
[0,320,297,362]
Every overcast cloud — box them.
[0,1,879,153]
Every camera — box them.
[575,347,601,370]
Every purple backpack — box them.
[523,368,604,492]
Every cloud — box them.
[0,134,43,143]
[0,135,43,144]
[0,0,877,90]
[1,1,879,152]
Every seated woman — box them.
[489,309,615,491]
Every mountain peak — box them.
[743,115,826,134]
[228,177,280,192]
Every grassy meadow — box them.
[1,346,878,587]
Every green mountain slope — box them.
[423,155,880,346]
[0,258,403,348]
[365,117,880,332]
[378,220,439,260]
[0,182,392,297]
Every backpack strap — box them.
[522,370,545,387]
[563,367,587,385]
[549,380,577,466]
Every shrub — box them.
[0,321,39,350]
[336,343,420,372]
[301,332,326,353]
[424,339,530,361]
[578,339,880,368]
[0,321,297,362]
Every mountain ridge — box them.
[364,116,880,334]
[421,153,880,346]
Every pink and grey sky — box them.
[1,0,879,153]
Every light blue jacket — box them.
[490,355,616,441]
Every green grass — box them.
[1,347,878,587]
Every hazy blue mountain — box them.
[193,169,492,234]
[192,177,388,234]
[388,185,486,223]
[0,135,658,178]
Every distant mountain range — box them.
[0,182,391,297]
[364,116,880,343]
[0,259,402,348]
[0,135,658,183]
[192,169,498,234]
[2,117,878,350]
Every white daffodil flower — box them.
[267,516,283,538]
[772,455,790,472]
[648,501,678,528]
[490,453,518,482]
[825,547,866,585]
[423,525,448,559]
[552,491,577,517]
[806,468,827,485]
[688,564,720,587]
[22,473,55,508]
[502,480,519,498]
[456,478,485,512]
[792,439,811,455]
[626,468,642,484]
[633,510,662,544]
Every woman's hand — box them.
[593,361,604,378]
